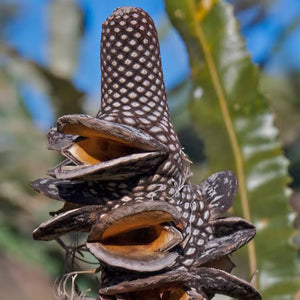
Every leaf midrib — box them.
[186,0,257,285]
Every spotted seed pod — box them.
[32,6,261,300]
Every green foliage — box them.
[0,71,62,275]
[165,0,299,298]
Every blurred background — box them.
[0,0,300,299]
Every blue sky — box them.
[241,0,300,74]
[3,0,300,129]
[4,0,189,92]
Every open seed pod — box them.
[49,115,168,181]
[98,269,261,300]
[87,201,183,272]
[169,171,256,270]
[33,200,182,239]
[188,217,256,269]
[33,204,105,241]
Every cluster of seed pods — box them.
[32,7,261,300]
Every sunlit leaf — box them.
[165,0,299,298]
[261,75,300,146]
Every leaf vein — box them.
[186,0,257,285]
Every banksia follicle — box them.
[32,7,261,300]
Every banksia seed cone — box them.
[32,7,261,300]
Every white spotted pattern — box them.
[95,6,185,185]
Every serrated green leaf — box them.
[165,0,299,298]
